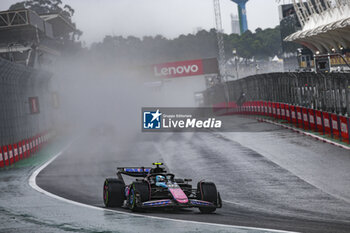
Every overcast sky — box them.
[0,0,281,45]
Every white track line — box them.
[257,118,350,150]
[29,141,298,233]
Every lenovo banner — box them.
[153,58,218,78]
[29,97,40,114]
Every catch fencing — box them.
[0,58,53,168]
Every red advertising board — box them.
[323,112,331,135]
[296,106,303,128]
[308,109,316,131]
[339,116,349,143]
[29,97,40,114]
[8,145,14,164]
[331,114,340,139]
[13,144,19,162]
[315,110,323,133]
[18,141,23,160]
[285,104,291,123]
[26,140,30,157]
[227,101,237,115]
[272,102,277,118]
[2,146,9,166]
[302,108,309,130]
[263,101,268,116]
[257,101,263,115]
[280,103,286,120]
[290,105,297,124]
[268,102,273,117]
[213,102,226,115]
[0,147,3,167]
[276,103,281,119]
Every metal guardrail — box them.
[0,57,52,146]
[204,72,350,115]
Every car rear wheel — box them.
[103,178,125,207]
[197,182,217,213]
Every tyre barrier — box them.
[213,101,350,144]
[0,130,55,168]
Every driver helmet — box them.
[156,175,165,183]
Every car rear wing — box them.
[117,167,152,178]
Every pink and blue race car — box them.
[103,163,222,213]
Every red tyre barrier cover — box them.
[263,101,268,116]
[243,102,249,115]
[22,140,26,158]
[339,116,349,143]
[276,103,281,119]
[280,104,286,120]
[285,104,291,123]
[0,147,4,168]
[315,110,323,133]
[2,146,9,166]
[34,136,39,152]
[323,112,331,135]
[272,103,277,118]
[242,102,246,114]
[258,101,263,115]
[13,144,19,162]
[213,102,227,116]
[26,140,30,157]
[302,108,309,130]
[29,139,33,154]
[8,145,14,164]
[290,105,297,125]
[227,101,237,115]
[18,141,23,160]
[255,101,259,114]
[245,102,250,115]
[267,102,272,117]
[250,101,255,114]
[308,109,316,131]
[296,106,303,128]
[252,101,256,114]
[331,114,340,139]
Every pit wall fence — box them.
[213,101,350,145]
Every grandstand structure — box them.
[0,9,76,69]
[284,0,350,72]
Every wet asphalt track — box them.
[36,116,350,233]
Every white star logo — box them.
[151,109,162,122]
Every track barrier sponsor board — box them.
[323,113,331,136]
[0,147,4,168]
[213,101,350,145]
[13,144,19,162]
[331,114,340,139]
[0,131,53,168]
[8,145,14,164]
[2,146,9,166]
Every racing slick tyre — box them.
[128,181,150,212]
[103,178,125,207]
[197,182,218,213]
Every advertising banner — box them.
[153,58,218,78]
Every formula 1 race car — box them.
[103,163,222,213]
